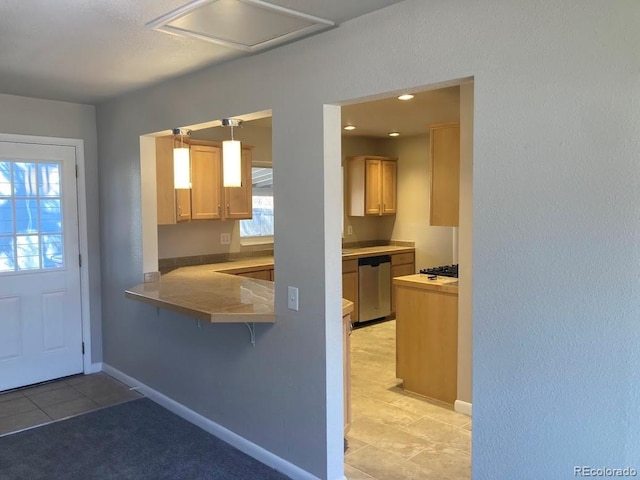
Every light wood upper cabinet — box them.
[347,155,397,216]
[157,137,192,224]
[223,147,253,220]
[381,160,397,214]
[175,189,191,222]
[155,137,253,224]
[190,145,222,220]
[429,122,460,226]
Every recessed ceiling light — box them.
[398,94,414,101]
[388,132,400,137]
[343,125,356,131]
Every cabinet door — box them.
[156,137,178,225]
[342,271,359,322]
[381,160,397,214]
[175,189,191,222]
[391,263,415,312]
[430,123,460,226]
[191,145,222,220]
[223,148,253,220]
[364,158,382,215]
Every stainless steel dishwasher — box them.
[357,255,391,323]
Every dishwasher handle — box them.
[358,255,391,267]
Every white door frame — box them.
[0,133,94,376]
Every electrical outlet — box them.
[287,286,299,311]
[220,233,231,245]
[143,271,160,283]
[347,225,353,236]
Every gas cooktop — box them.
[419,264,459,278]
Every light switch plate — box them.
[220,233,231,245]
[287,286,299,311]
[347,225,353,235]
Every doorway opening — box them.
[0,134,94,392]
[336,79,473,479]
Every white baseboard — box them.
[454,400,472,417]
[102,363,323,480]
[85,362,103,374]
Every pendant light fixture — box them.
[221,118,242,187]
[172,128,191,189]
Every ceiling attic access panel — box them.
[146,0,335,52]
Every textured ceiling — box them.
[341,86,461,138]
[218,85,460,138]
[0,0,403,104]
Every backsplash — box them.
[159,249,274,274]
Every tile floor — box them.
[0,372,143,436]
[345,320,471,480]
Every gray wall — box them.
[0,93,102,363]
[95,1,640,479]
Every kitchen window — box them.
[240,166,273,243]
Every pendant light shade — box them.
[221,118,242,187]
[222,140,242,187]
[172,128,191,189]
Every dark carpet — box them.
[0,398,290,480]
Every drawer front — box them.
[342,259,358,274]
[391,252,415,266]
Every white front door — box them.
[0,141,83,391]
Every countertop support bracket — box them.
[244,323,256,347]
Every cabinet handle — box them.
[218,205,221,214]
[227,204,230,213]
[378,203,381,213]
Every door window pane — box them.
[42,234,63,268]
[13,162,37,197]
[0,236,14,272]
[38,163,60,197]
[0,160,65,273]
[15,199,39,234]
[0,162,10,196]
[16,235,40,270]
[40,199,62,233]
[0,198,12,234]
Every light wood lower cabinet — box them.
[343,310,352,434]
[395,283,458,405]
[342,259,358,322]
[391,252,415,313]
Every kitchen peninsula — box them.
[125,243,414,323]
[394,273,459,405]
[126,244,414,324]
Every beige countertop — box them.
[173,245,415,274]
[393,273,459,295]
[126,270,276,323]
[126,263,356,323]
[341,245,414,260]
